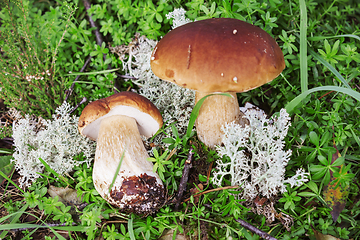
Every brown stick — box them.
[64,56,92,102]
[183,185,240,203]
[203,204,278,240]
[64,0,108,102]
[174,147,194,210]
[82,0,104,47]
[236,218,278,240]
[318,90,334,100]
[68,97,87,115]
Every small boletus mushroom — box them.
[150,18,285,148]
[78,91,164,214]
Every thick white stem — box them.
[195,92,244,148]
[93,115,164,213]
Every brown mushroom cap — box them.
[150,18,285,93]
[78,91,163,141]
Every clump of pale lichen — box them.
[212,108,308,201]
[166,8,191,29]
[12,102,95,188]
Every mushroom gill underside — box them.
[93,115,164,214]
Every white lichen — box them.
[12,102,95,188]
[212,108,308,201]
[166,8,191,29]
[122,36,195,142]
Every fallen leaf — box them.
[323,145,349,222]
[159,229,188,240]
[311,225,340,240]
[48,185,83,205]
[189,183,204,204]
[323,177,349,222]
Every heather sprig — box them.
[0,0,76,118]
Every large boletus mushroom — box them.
[78,91,164,214]
[150,18,285,148]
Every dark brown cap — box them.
[78,91,163,141]
[150,18,285,93]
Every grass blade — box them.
[308,48,351,89]
[38,157,69,185]
[0,148,13,154]
[186,93,232,139]
[0,170,24,194]
[128,213,136,240]
[0,203,29,239]
[285,86,360,113]
[0,223,90,232]
[308,34,360,42]
[108,145,127,194]
[65,68,120,76]
[299,0,308,93]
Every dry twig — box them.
[174,147,194,210]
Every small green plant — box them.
[147,149,173,182]
[310,153,345,186]
[0,0,75,118]
[279,190,302,211]
[73,163,100,204]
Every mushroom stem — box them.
[93,115,164,213]
[195,92,243,148]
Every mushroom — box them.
[78,91,164,214]
[150,18,285,148]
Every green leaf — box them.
[318,155,328,166]
[309,131,319,147]
[162,138,175,144]
[306,181,319,193]
[331,40,340,55]
[0,148,13,154]
[320,132,331,147]
[200,5,209,15]
[324,171,331,185]
[331,156,344,167]
[311,167,327,179]
[324,39,331,54]
[297,192,317,197]
[155,13,163,22]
